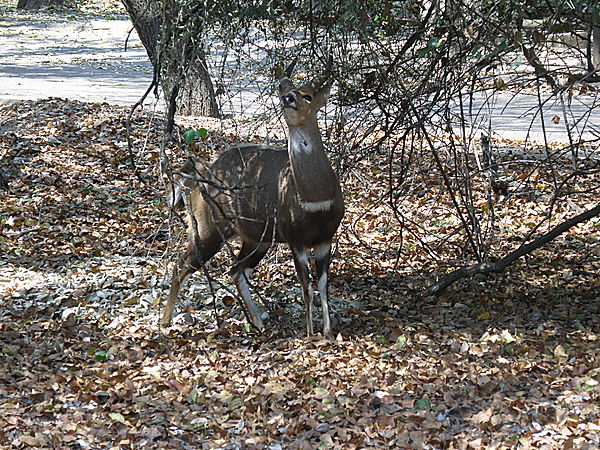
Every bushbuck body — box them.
[163,60,344,337]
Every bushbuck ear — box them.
[278,60,297,95]
[312,81,332,110]
[308,55,333,109]
[279,79,295,96]
[281,59,297,79]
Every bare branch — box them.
[427,202,600,296]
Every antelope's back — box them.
[209,144,289,243]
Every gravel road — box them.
[0,3,598,145]
[0,5,154,106]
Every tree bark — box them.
[121,0,160,65]
[592,22,600,73]
[121,0,220,117]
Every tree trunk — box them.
[121,0,220,117]
[592,22,600,73]
[121,0,160,65]
[176,61,220,117]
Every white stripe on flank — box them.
[301,199,334,212]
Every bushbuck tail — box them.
[163,58,344,337]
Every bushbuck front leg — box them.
[291,247,314,336]
[231,241,271,331]
[315,243,333,338]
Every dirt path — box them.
[0,2,153,106]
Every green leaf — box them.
[108,412,128,425]
[416,47,430,57]
[428,38,439,48]
[94,350,109,362]
[494,40,509,53]
[183,127,208,145]
[183,128,196,145]
[319,413,333,423]
[415,397,432,410]
[184,422,206,433]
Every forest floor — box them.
[1,97,599,449]
[1,1,600,450]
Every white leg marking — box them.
[234,270,263,330]
[306,285,314,335]
[315,243,332,337]
[318,272,331,336]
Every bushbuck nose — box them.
[282,94,295,106]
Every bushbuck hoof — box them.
[160,314,173,327]
[249,314,265,333]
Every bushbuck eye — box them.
[302,95,313,102]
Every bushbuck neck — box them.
[162,58,344,338]
[280,66,338,212]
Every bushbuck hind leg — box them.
[315,243,333,338]
[231,241,271,331]
[162,230,224,326]
[291,247,314,336]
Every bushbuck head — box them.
[278,57,333,127]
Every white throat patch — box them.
[289,128,314,155]
[290,138,313,154]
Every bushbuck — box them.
[163,59,344,337]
